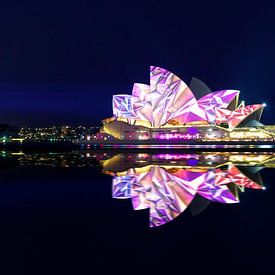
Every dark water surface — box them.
[0,150,274,274]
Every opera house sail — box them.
[94,66,275,144]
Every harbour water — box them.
[0,149,274,274]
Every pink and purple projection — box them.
[112,66,264,128]
[112,165,264,227]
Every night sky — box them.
[1,0,275,126]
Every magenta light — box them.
[155,154,199,160]
[156,133,200,140]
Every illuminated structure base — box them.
[77,121,275,147]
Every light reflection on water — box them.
[0,150,274,227]
[101,152,271,227]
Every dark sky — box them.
[0,0,275,126]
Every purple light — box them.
[187,127,198,135]
[187,159,199,166]
[156,133,200,140]
[155,154,198,160]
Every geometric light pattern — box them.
[149,66,196,127]
[227,105,263,129]
[215,166,264,189]
[197,90,240,122]
[215,104,264,128]
[112,66,264,128]
[131,83,152,122]
[112,165,264,227]
[215,107,233,125]
[112,95,133,118]
[170,101,207,124]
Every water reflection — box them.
[110,164,264,227]
[101,152,273,227]
[0,150,274,227]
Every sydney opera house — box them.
[100,66,275,143]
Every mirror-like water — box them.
[0,150,274,274]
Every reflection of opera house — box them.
[100,152,273,227]
[100,66,275,143]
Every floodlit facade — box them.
[102,66,274,142]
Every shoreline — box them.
[0,140,275,151]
